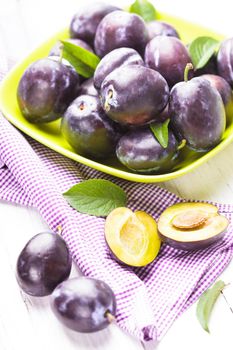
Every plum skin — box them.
[51,277,116,333]
[217,38,233,88]
[94,11,149,57]
[61,95,121,159]
[100,65,169,126]
[16,232,72,297]
[17,58,80,123]
[78,78,99,97]
[70,3,120,45]
[94,47,144,90]
[145,36,192,88]
[116,128,178,174]
[169,78,226,151]
[147,20,180,40]
[200,74,233,124]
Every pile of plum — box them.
[17,2,233,174]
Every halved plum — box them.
[105,207,161,267]
[158,202,229,250]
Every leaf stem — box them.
[221,290,233,315]
[105,311,115,323]
[184,63,193,82]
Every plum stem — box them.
[177,139,186,150]
[184,63,194,82]
[104,90,113,112]
[105,310,115,323]
[59,42,64,63]
[56,225,63,235]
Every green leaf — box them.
[196,280,226,333]
[61,40,100,78]
[63,179,127,217]
[150,119,170,148]
[188,36,220,70]
[129,0,156,22]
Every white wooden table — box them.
[0,0,233,349]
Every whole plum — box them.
[17,58,80,123]
[49,38,93,57]
[94,47,144,90]
[94,11,149,57]
[61,95,121,159]
[100,65,169,126]
[70,3,120,45]
[201,74,233,124]
[116,128,178,173]
[217,38,233,87]
[147,20,180,41]
[16,232,72,297]
[51,277,116,333]
[79,78,99,97]
[145,36,192,88]
[169,77,226,151]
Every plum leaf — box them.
[196,280,226,333]
[63,179,127,217]
[129,0,157,22]
[61,40,100,78]
[188,36,220,70]
[150,119,170,148]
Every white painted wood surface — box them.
[0,0,233,349]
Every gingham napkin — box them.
[1,52,233,343]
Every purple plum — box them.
[147,20,180,41]
[217,38,233,87]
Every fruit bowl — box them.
[0,12,231,183]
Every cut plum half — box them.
[105,208,161,267]
[158,202,229,250]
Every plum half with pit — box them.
[94,47,144,90]
[51,277,116,333]
[147,20,180,41]
[169,75,226,151]
[217,38,233,88]
[145,36,192,88]
[105,207,161,266]
[16,232,72,296]
[116,128,178,174]
[49,38,93,57]
[158,202,229,250]
[70,2,120,45]
[61,95,121,159]
[17,58,80,123]
[201,74,233,124]
[94,11,149,57]
[100,65,169,126]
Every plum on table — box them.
[116,128,178,173]
[158,202,229,250]
[17,58,80,123]
[145,36,192,88]
[94,11,149,57]
[51,277,116,333]
[94,47,144,90]
[70,2,120,45]
[105,207,161,267]
[147,20,180,41]
[16,232,72,296]
[61,95,121,159]
[100,65,169,126]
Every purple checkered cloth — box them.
[1,53,233,344]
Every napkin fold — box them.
[1,56,233,343]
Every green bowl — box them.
[0,12,230,183]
